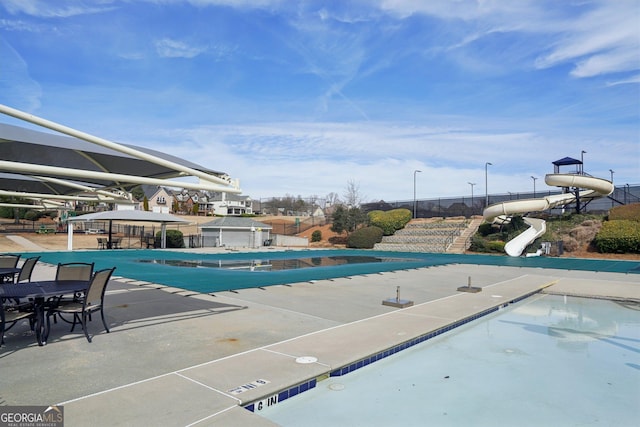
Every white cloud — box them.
[571,48,640,78]
[0,38,41,111]
[605,74,640,86]
[1,0,114,18]
[155,38,207,58]
[134,119,629,201]
[380,0,640,79]
[534,2,640,77]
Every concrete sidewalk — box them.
[1,260,638,426]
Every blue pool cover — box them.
[24,249,640,294]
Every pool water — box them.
[137,255,420,271]
[259,294,640,426]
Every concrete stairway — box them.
[374,218,471,253]
[445,217,484,254]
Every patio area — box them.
[1,256,638,426]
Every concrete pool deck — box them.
[1,258,639,426]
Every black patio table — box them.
[0,280,89,346]
[0,267,20,283]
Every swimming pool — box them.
[24,249,640,293]
[259,294,640,426]
[137,255,421,271]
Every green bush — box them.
[477,222,494,236]
[504,215,526,234]
[328,235,348,245]
[24,210,42,221]
[468,236,486,252]
[469,236,505,253]
[311,230,322,242]
[609,204,640,221]
[347,226,384,249]
[486,240,506,253]
[368,209,412,235]
[155,229,185,248]
[593,220,640,253]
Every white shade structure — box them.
[67,210,191,250]
[0,104,242,209]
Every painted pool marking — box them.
[254,394,279,412]
[228,379,270,395]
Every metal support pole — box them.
[485,162,492,208]
[413,170,421,218]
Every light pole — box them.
[413,170,421,219]
[609,170,615,207]
[625,183,629,204]
[531,176,538,197]
[468,182,476,214]
[581,150,587,174]
[485,162,492,208]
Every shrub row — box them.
[368,209,412,236]
[593,220,640,253]
[347,226,384,249]
[609,203,640,221]
[468,236,505,253]
[155,229,185,248]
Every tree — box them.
[131,185,145,202]
[343,180,366,207]
[143,196,149,211]
[326,192,340,207]
[331,204,368,235]
[331,205,349,234]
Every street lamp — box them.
[581,150,587,174]
[413,170,421,219]
[625,183,629,204]
[468,182,476,214]
[485,162,492,208]
[609,170,615,207]
[531,176,538,197]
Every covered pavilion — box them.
[0,104,241,213]
[66,210,191,250]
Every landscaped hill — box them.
[469,204,640,260]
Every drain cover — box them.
[295,356,318,364]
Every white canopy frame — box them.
[0,104,235,188]
[0,160,241,193]
[0,104,242,207]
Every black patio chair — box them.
[16,256,40,283]
[46,267,116,343]
[0,254,20,268]
[50,262,95,324]
[1,299,35,345]
[0,254,21,283]
[11,256,41,308]
[55,262,94,282]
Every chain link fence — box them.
[362,184,640,218]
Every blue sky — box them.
[1,0,638,204]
